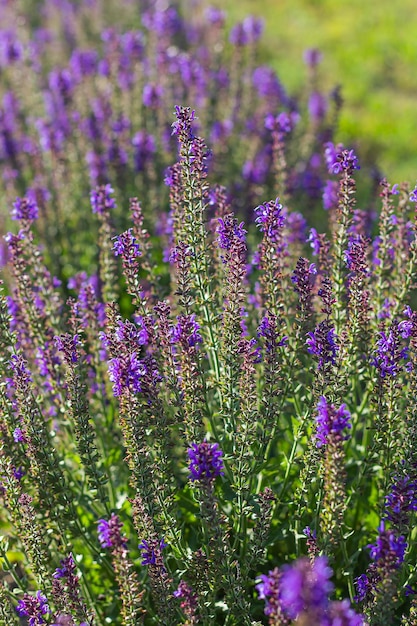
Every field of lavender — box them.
[1,1,417,625]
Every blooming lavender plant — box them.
[0,2,417,626]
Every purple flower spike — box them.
[256,568,281,618]
[16,591,50,625]
[53,553,76,579]
[371,320,410,378]
[279,556,333,619]
[354,574,371,603]
[315,396,351,447]
[368,521,406,567]
[97,513,126,550]
[331,149,360,175]
[187,441,224,481]
[385,474,417,527]
[410,183,417,203]
[112,228,141,263]
[255,198,285,242]
[304,48,322,68]
[54,333,79,364]
[173,580,198,620]
[217,216,246,251]
[13,466,25,481]
[328,599,365,626]
[229,16,264,46]
[90,184,116,215]
[138,537,167,566]
[306,321,338,369]
[171,314,202,349]
[323,179,339,210]
[13,427,25,443]
[12,196,39,221]
[108,353,146,397]
[171,106,196,141]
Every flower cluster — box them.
[187,441,224,482]
[315,396,352,447]
[255,198,285,243]
[371,320,411,378]
[97,513,127,550]
[16,591,50,625]
[1,1,417,624]
[385,474,417,528]
[368,521,406,567]
[306,321,339,369]
[171,314,203,349]
[11,196,39,222]
[138,538,167,566]
[90,184,116,215]
[257,556,364,625]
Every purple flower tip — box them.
[187,441,224,481]
[12,196,39,221]
[16,591,50,623]
[138,537,167,565]
[315,396,351,447]
[90,184,116,214]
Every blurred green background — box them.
[224,0,417,185]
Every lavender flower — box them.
[308,227,321,256]
[229,16,264,46]
[331,149,360,175]
[410,183,417,203]
[9,354,32,384]
[142,84,164,109]
[217,216,246,252]
[308,92,327,122]
[279,556,333,619]
[328,599,365,626]
[323,179,339,210]
[107,353,146,397]
[173,580,198,622]
[291,258,317,319]
[344,234,370,275]
[256,568,282,619]
[368,521,406,567]
[315,396,352,447]
[138,538,167,566]
[171,314,202,349]
[253,66,287,102]
[13,466,25,480]
[16,591,50,625]
[385,474,417,528]
[324,141,344,174]
[132,131,156,172]
[187,441,224,481]
[257,313,288,351]
[11,196,39,221]
[112,229,141,263]
[54,333,79,364]
[254,197,285,242]
[258,557,352,623]
[13,426,25,442]
[304,48,322,67]
[53,553,76,579]
[306,321,338,369]
[90,184,116,215]
[265,112,296,136]
[371,320,410,378]
[97,513,127,550]
[171,106,196,141]
[354,574,371,603]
